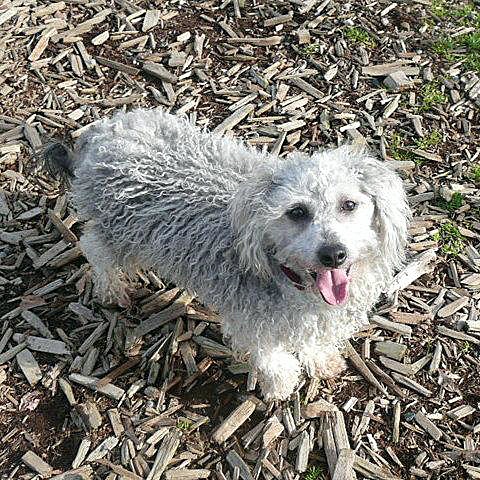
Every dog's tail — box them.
[41,141,76,185]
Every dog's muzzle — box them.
[280,264,351,305]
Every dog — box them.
[44,108,410,400]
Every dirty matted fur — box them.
[46,108,410,400]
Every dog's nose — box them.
[318,244,347,268]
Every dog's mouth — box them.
[280,265,351,306]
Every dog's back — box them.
[44,108,268,304]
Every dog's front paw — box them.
[314,351,346,379]
[255,349,301,401]
[300,348,346,380]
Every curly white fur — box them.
[60,108,410,400]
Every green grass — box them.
[303,466,325,480]
[429,3,480,72]
[432,35,480,71]
[419,83,448,111]
[177,420,192,431]
[344,27,376,48]
[389,131,442,164]
[436,192,464,213]
[452,3,479,24]
[462,32,480,71]
[390,133,414,161]
[446,192,464,211]
[471,165,480,183]
[463,31,480,51]
[416,130,442,150]
[299,43,322,55]
[431,1,479,23]
[431,0,449,18]
[464,52,480,71]
[433,222,466,256]
[432,37,455,58]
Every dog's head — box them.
[230,144,410,306]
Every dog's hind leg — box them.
[79,225,132,308]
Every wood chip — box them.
[393,402,401,443]
[379,356,414,376]
[165,469,211,480]
[389,312,431,325]
[371,315,413,336]
[437,296,470,318]
[415,411,442,440]
[346,341,388,394]
[107,408,124,437]
[33,240,69,269]
[133,294,191,338]
[332,449,355,480]
[96,56,140,75]
[69,373,125,400]
[21,310,53,339]
[383,71,414,91]
[226,450,254,480]
[429,341,443,373]
[22,451,53,476]
[362,62,420,77]
[75,401,103,431]
[391,372,432,396]
[264,13,293,27]
[227,36,282,46]
[295,431,310,473]
[96,355,141,388]
[437,325,480,344]
[262,415,284,447]
[50,467,93,480]
[374,341,407,361]
[386,249,437,296]
[16,348,42,386]
[12,334,70,355]
[29,32,53,62]
[143,62,178,83]
[290,77,325,100]
[354,455,401,480]
[143,10,161,32]
[213,103,255,134]
[91,31,109,46]
[147,431,181,480]
[301,398,337,417]
[0,342,27,365]
[72,438,92,468]
[412,149,443,162]
[86,436,119,462]
[95,459,143,480]
[447,405,476,421]
[212,399,256,443]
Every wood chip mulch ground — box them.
[1,0,480,479]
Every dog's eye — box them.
[341,200,357,212]
[287,205,310,220]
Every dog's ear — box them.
[229,169,274,279]
[349,148,411,272]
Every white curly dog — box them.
[45,108,410,400]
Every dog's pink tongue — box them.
[316,269,349,305]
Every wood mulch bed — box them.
[0,0,479,479]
